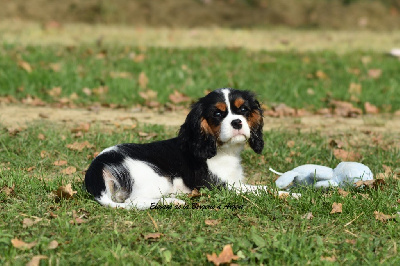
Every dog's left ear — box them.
[248,100,264,154]
[178,101,217,160]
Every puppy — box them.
[85,88,297,209]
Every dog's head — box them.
[178,88,264,159]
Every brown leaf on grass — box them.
[188,188,202,198]
[321,256,336,262]
[21,96,45,106]
[92,86,108,96]
[206,244,239,266]
[61,166,76,175]
[205,219,220,226]
[138,72,149,89]
[1,185,15,196]
[374,211,397,222]
[38,133,46,140]
[397,199,400,204]
[66,141,93,151]
[48,87,62,98]
[333,149,361,161]
[169,90,191,104]
[286,140,295,148]
[71,123,90,133]
[26,255,48,266]
[364,102,379,114]
[27,166,36,172]
[301,212,314,220]
[138,89,157,100]
[315,70,328,80]
[368,69,382,79]
[53,184,77,200]
[47,240,59,250]
[132,53,146,62]
[11,238,37,249]
[329,139,344,149]
[143,232,163,240]
[337,188,350,197]
[82,87,92,96]
[330,202,343,214]
[110,71,132,79]
[354,179,386,189]
[54,160,68,166]
[70,210,87,225]
[49,63,62,72]
[23,217,42,228]
[18,60,32,73]
[40,150,49,158]
[331,100,362,117]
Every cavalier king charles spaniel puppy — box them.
[85,88,298,209]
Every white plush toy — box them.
[270,162,373,189]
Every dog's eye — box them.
[239,106,248,113]
[213,111,222,118]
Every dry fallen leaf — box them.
[321,256,336,262]
[54,160,68,166]
[11,238,37,249]
[23,217,42,228]
[66,141,93,151]
[374,211,397,222]
[333,149,361,161]
[1,185,15,196]
[61,166,76,175]
[364,102,379,114]
[315,70,328,79]
[71,123,90,133]
[286,140,295,148]
[53,184,77,200]
[302,212,314,220]
[138,72,149,89]
[169,90,191,104]
[38,133,46,140]
[26,166,36,172]
[26,255,48,266]
[206,244,239,266]
[143,232,162,240]
[47,240,59,250]
[188,188,202,198]
[368,69,382,79]
[331,100,362,117]
[18,60,32,73]
[330,202,343,214]
[205,219,220,226]
[40,150,49,158]
[354,179,386,189]
[48,87,62,98]
[70,210,87,225]
[337,188,350,197]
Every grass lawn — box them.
[0,122,399,265]
[1,25,400,264]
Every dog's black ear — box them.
[178,101,217,160]
[248,100,264,154]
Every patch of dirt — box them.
[2,105,400,134]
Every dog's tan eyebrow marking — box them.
[234,98,245,108]
[215,102,227,111]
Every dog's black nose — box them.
[231,119,242,129]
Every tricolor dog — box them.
[85,88,298,209]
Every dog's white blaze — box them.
[219,90,251,143]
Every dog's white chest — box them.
[207,152,244,185]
